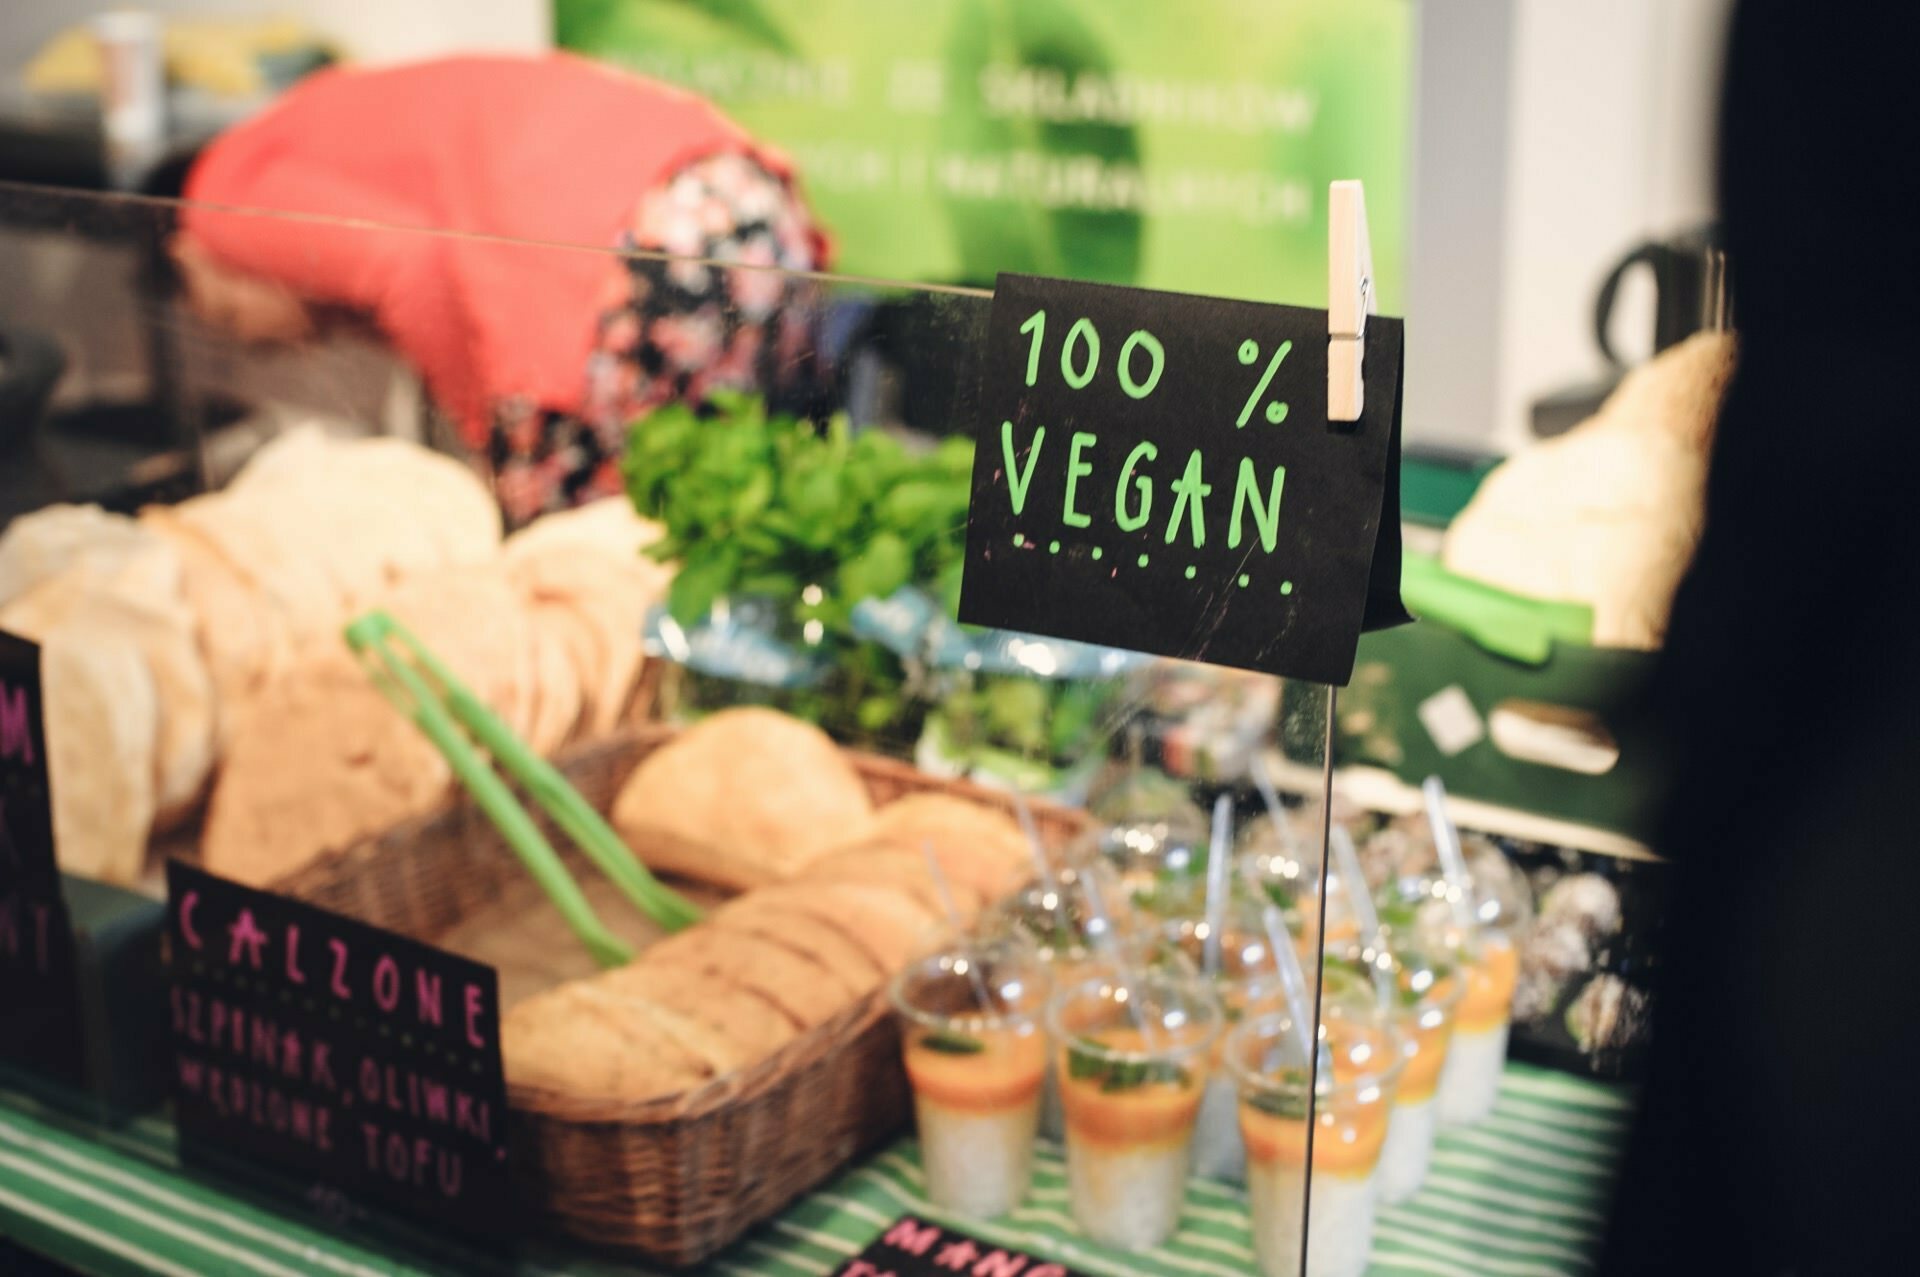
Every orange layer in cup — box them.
[1058,1028,1206,1151]
[1455,938,1518,1035]
[1322,915,1361,947]
[1240,1086,1391,1179]
[1396,975,1458,1103]
[1290,914,1361,956]
[904,1027,1046,1114]
[1239,1021,1398,1178]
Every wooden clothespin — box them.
[1328,179,1374,423]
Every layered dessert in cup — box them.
[1143,906,1283,1183]
[890,938,1052,1219]
[1440,850,1532,1123]
[1341,939,1464,1202]
[976,859,1161,1141]
[1378,873,1519,1129]
[1235,828,1364,956]
[1046,970,1223,1250]
[1436,926,1517,1126]
[1228,999,1405,1277]
[1069,792,1211,921]
[1235,811,1316,916]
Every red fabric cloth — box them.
[180,53,827,440]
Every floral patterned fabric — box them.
[488,152,825,524]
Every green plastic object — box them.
[1400,552,1593,665]
[1326,447,1661,843]
[1339,622,1660,841]
[345,610,701,968]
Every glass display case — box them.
[0,180,1632,1277]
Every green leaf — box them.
[730,469,775,525]
[705,385,768,420]
[735,571,800,598]
[933,436,977,475]
[1378,899,1419,935]
[1047,683,1099,757]
[1247,1080,1311,1121]
[857,695,901,732]
[667,548,739,625]
[1066,1039,1107,1081]
[837,531,912,603]
[1066,1038,1190,1092]
[790,465,842,522]
[983,678,1050,753]
[934,562,966,618]
[878,481,948,531]
[618,393,973,753]
[918,1029,986,1055]
[1104,1059,1190,1093]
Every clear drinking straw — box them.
[1203,794,1234,977]
[1076,854,1162,1050]
[921,839,993,1010]
[1251,754,1305,866]
[1329,823,1394,1010]
[1013,792,1071,938]
[1421,776,1479,934]
[1329,823,1382,939]
[1239,858,1321,1068]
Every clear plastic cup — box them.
[1227,1000,1405,1277]
[1378,873,1518,1128]
[1144,907,1283,1183]
[890,938,1052,1219]
[1236,833,1367,957]
[977,859,1165,1141]
[1435,926,1516,1126]
[1236,809,1319,908]
[1046,971,1222,1250]
[1069,799,1210,920]
[1326,937,1465,1203]
[981,857,1139,981]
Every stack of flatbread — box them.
[507,709,1035,1100]
[0,430,501,882]
[200,498,669,886]
[0,524,209,882]
[0,426,669,885]
[143,428,503,719]
[1442,333,1738,650]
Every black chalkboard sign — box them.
[164,862,515,1238]
[959,273,1407,686]
[0,630,83,1082]
[834,1215,1089,1277]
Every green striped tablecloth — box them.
[0,1062,1631,1277]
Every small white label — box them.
[1418,685,1485,757]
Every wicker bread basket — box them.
[267,725,1090,1266]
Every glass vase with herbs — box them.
[623,393,972,753]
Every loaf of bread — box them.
[609,708,875,890]
[501,875,948,1098]
[503,757,1039,1105]
[1442,333,1737,650]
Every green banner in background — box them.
[555,0,1410,308]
